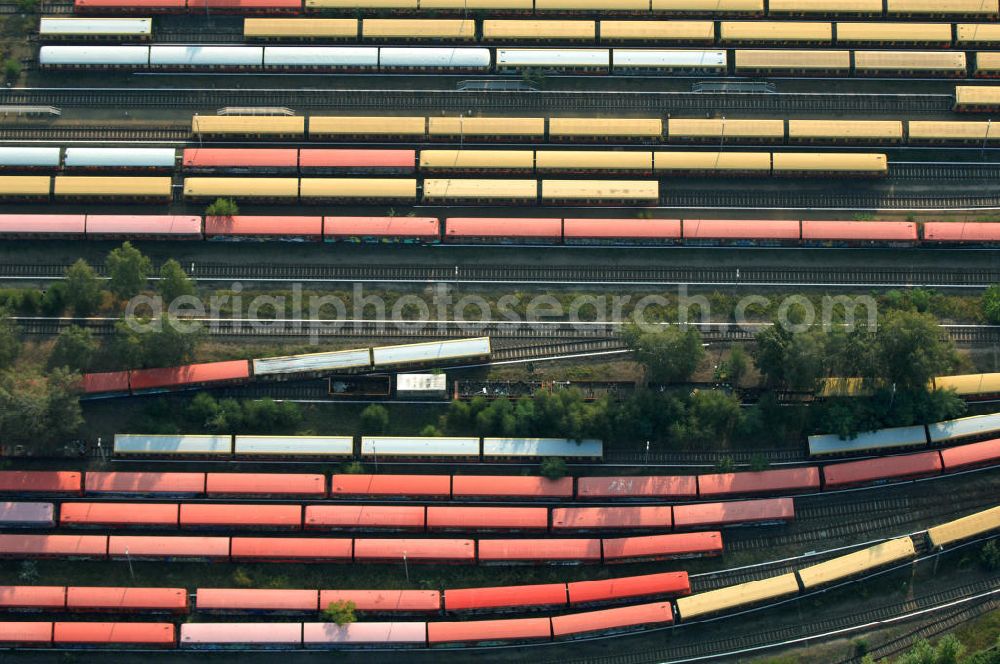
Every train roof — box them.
[306,0,416,8]
[909,121,1000,140]
[535,151,652,169]
[379,47,490,67]
[309,115,425,135]
[0,176,51,196]
[683,218,800,240]
[0,622,53,644]
[445,216,561,238]
[541,179,659,200]
[305,504,425,529]
[566,571,690,605]
[562,217,681,239]
[427,506,549,530]
[180,623,302,647]
[128,360,251,390]
[39,17,152,35]
[601,532,723,561]
[957,25,1000,43]
[191,115,305,135]
[263,46,378,66]
[0,534,107,557]
[668,118,784,138]
[0,502,55,525]
[482,437,603,457]
[229,537,352,561]
[39,45,149,66]
[300,148,415,168]
[613,49,727,68]
[476,538,603,562]
[299,177,417,199]
[318,589,441,613]
[85,215,202,236]
[651,0,762,8]
[113,434,231,456]
[0,586,66,610]
[54,176,172,197]
[575,475,697,498]
[196,588,318,611]
[836,22,953,41]
[444,582,567,611]
[420,150,534,169]
[0,471,81,494]
[353,538,476,561]
[149,45,263,66]
[484,19,595,39]
[496,48,608,67]
[232,436,353,457]
[853,50,967,70]
[360,436,480,456]
[551,506,672,530]
[0,147,60,168]
[0,214,86,236]
[180,503,301,528]
[934,371,1000,394]
[808,423,927,455]
[243,18,358,38]
[552,601,674,638]
[205,215,323,238]
[654,152,771,171]
[427,116,544,136]
[940,438,1000,471]
[54,622,175,646]
[886,0,998,14]
[772,153,888,173]
[599,20,714,40]
[183,177,299,198]
[74,0,184,6]
[797,537,915,589]
[734,49,850,69]
[206,472,326,495]
[324,215,440,238]
[451,475,574,498]
[697,467,820,496]
[59,502,178,527]
[549,117,662,136]
[66,587,187,611]
[330,474,451,497]
[769,0,880,11]
[372,337,491,366]
[183,148,298,168]
[536,0,648,7]
[975,52,1000,71]
[427,617,551,645]
[419,0,531,7]
[927,505,1000,548]
[85,472,206,495]
[800,220,915,241]
[363,18,474,38]
[673,497,795,528]
[303,621,428,645]
[675,573,799,620]
[927,412,1000,443]
[822,450,943,487]
[63,147,175,168]
[252,348,370,375]
[788,119,903,139]
[721,20,831,40]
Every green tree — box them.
[752,324,826,392]
[0,312,20,370]
[539,456,567,479]
[0,367,83,453]
[106,242,151,300]
[420,424,443,437]
[980,539,1000,571]
[40,282,67,316]
[874,311,958,391]
[64,259,103,316]
[205,198,239,217]
[157,259,195,304]
[360,404,389,433]
[3,59,20,83]
[720,345,749,387]
[624,324,706,383]
[322,600,356,626]
[114,316,201,369]
[683,390,742,446]
[48,326,98,372]
[983,284,1000,324]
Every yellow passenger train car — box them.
[598,20,714,42]
[927,506,1000,549]
[886,0,999,18]
[309,116,426,138]
[533,0,649,13]
[483,20,596,42]
[361,18,474,41]
[418,0,533,11]
[734,49,851,75]
[667,118,785,142]
[653,151,771,174]
[720,21,832,44]
[305,0,418,12]
[768,0,881,15]
[957,24,1000,47]
[650,0,763,14]
[540,179,660,203]
[835,22,953,46]
[243,18,359,40]
[0,176,52,200]
[191,115,305,139]
[796,538,916,590]
[954,85,1000,111]
[854,51,967,77]
[299,178,417,201]
[418,150,535,172]
[422,178,537,203]
[787,119,904,143]
[907,120,1000,142]
[183,177,299,201]
[534,150,653,173]
[55,176,171,201]
[428,116,546,140]
[932,373,1000,398]
[675,574,800,621]
[772,152,888,177]
[548,117,663,141]
[974,52,1000,77]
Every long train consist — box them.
[809,412,1000,457]
[35,44,1000,78]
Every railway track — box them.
[0,0,71,13]
[665,191,1000,208]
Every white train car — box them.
[234,435,354,457]
[496,48,609,73]
[611,49,726,74]
[482,437,604,460]
[149,46,263,70]
[371,337,492,367]
[38,45,150,68]
[360,436,481,459]
[263,46,379,70]
[39,17,153,41]
[377,47,491,72]
[113,434,232,457]
[808,424,928,456]
[0,147,61,170]
[927,413,1000,445]
[62,147,177,170]
[252,348,373,377]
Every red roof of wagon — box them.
[673,497,794,529]
[0,586,66,610]
[129,360,250,390]
[601,532,723,562]
[562,218,681,239]
[444,583,567,612]
[576,476,697,500]
[196,588,319,612]
[180,504,301,529]
[85,472,206,495]
[477,538,602,563]
[188,0,301,8]
[66,587,188,612]
[445,218,562,240]
[204,215,323,238]
[923,222,1000,242]
[183,148,298,169]
[0,534,107,557]
[75,0,186,7]
[304,505,426,530]
[697,467,820,497]
[0,621,53,644]
[552,601,674,638]
[80,371,130,395]
[0,471,81,495]
[551,506,673,531]
[822,451,943,488]
[319,589,441,613]
[940,438,1000,471]
[85,215,202,237]
[229,537,352,562]
[323,217,440,240]
[0,214,86,235]
[427,506,548,530]
[567,571,690,605]
[451,475,573,499]
[428,617,552,644]
[53,622,175,645]
[683,219,800,240]
[353,538,475,563]
[801,220,917,241]
[60,502,179,528]
[300,149,416,169]
[108,536,229,560]
[206,473,325,497]
[331,474,451,498]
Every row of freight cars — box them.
[38,17,1000,48]
[0,497,793,531]
[36,44,1000,77]
[67,0,1000,17]
[809,412,1000,456]
[9,213,1000,247]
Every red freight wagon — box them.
[566,571,690,607]
[697,467,821,497]
[108,536,229,561]
[800,220,918,245]
[180,504,301,530]
[682,219,801,244]
[53,622,175,647]
[562,218,681,245]
[0,472,82,496]
[229,537,352,562]
[576,476,697,500]
[299,149,416,173]
[0,586,66,611]
[84,215,202,240]
[0,621,53,645]
[923,222,1000,245]
[129,360,250,392]
[551,506,673,532]
[672,498,795,529]
[428,617,552,646]
[451,475,573,500]
[180,622,302,649]
[0,535,107,559]
[66,587,188,613]
[182,148,299,172]
[940,438,1000,471]
[444,217,562,244]
[303,621,427,647]
[353,538,475,564]
[330,474,451,499]
[551,601,673,639]
[444,583,567,612]
[80,371,131,396]
[0,502,55,528]
[0,214,86,239]
[426,506,548,531]
[304,505,426,531]
[318,589,441,614]
[85,472,206,496]
[206,473,325,498]
[821,451,943,489]
[205,215,323,241]
[477,538,602,565]
[196,589,319,613]
[60,502,180,529]
[74,0,187,12]
[323,217,441,244]
[601,532,723,563]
